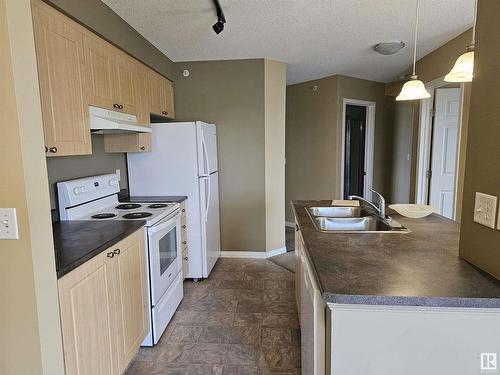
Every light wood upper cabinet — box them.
[58,229,147,375]
[32,0,91,157]
[83,33,114,110]
[112,50,139,115]
[149,69,175,118]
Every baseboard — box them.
[220,251,267,259]
[220,247,287,259]
[285,221,295,228]
[266,247,287,258]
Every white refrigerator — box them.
[127,121,221,279]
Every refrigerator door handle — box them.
[206,176,211,223]
[201,134,210,176]
[200,176,210,223]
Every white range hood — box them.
[89,106,151,133]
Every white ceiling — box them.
[102,0,474,84]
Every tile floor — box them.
[126,258,301,375]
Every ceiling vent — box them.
[374,41,405,55]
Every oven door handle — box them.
[149,209,180,234]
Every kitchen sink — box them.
[307,206,363,218]
[307,206,410,234]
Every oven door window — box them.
[159,228,177,275]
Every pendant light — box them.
[396,0,430,101]
[444,0,477,82]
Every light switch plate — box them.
[474,192,497,229]
[0,208,19,240]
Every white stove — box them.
[57,173,184,347]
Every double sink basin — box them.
[307,206,410,234]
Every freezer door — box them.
[197,122,218,176]
[198,173,221,277]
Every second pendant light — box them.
[396,0,430,101]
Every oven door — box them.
[147,210,181,306]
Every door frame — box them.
[341,98,376,201]
[415,77,464,219]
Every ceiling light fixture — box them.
[374,41,405,55]
[445,0,477,82]
[211,0,226,35]
[396,0,430,101]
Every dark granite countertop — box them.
[120,195,187,203]
[53,220,145,279]
[292,200,500,308]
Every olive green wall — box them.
[285,75,393,222]
[459,0,500,279]
[44,0,175,79]
[174,59,268,251]
[285,76,339,222]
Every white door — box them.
[197,122,218,176]
[429,88,461,219]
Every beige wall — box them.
[285,76,339,221]
[174,59,267,251]
[459,0,500,279]
[264,60,286,251]
[285,75,392,221]
[46,135,129,209]
[45,0,175,80]
[1,0,64,374]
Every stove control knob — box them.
[79,186,86,193]
[73,187,79,195]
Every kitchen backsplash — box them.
[46,134,128,210]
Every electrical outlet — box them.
[474,192,497,229]
[0,208,19,240]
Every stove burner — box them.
[122,212,153,219]
[91,213,117,219]
[148,203,169,209]
[115,203,142,210]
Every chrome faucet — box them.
[349,189,386,219]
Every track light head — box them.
[213,19,224,34]
[211,0,226,35]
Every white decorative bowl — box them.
[388,204,439,219]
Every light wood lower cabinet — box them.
[58,229,148,375]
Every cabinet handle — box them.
[107,252,114,258]
[182,225,186,229]
[182,209,185,213]
[49,147,58,153]
[162,110,168,115]
[119,104,123,109]
[113,103,120,109]
[184,256,188,260]
[182,241,187,245]
[140,146,145,151]
[45,146,48,153]
[113,249,121,255]
[295,224,299,232]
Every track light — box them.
[211,0,226,35]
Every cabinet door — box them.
[32,0,91,157]
[112,51,139,115]
[136,64,151,125]
[83,34,114,110]
[160,78,175,118]
[103,132,151,153]
[58,251,119,375]
[113,230,148,372]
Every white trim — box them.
[341,99,376,201]
[266,247,287,258]
[220,247,288,259]
[415,77,463,220]
[285,221,295,228]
